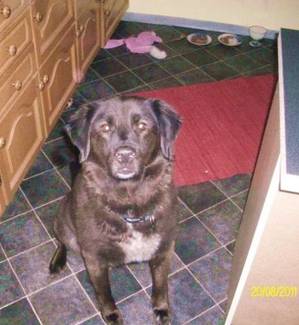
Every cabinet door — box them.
[0,8,32,76]
[31,0,74,63]
[103,0,128,44]
[0,45,36,117]
[0,79,45,199]
[75,0,101,81]
[0,0,27,32]
[39,24,77,132]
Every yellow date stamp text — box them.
[250,286,298,298]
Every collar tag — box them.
[122,210,155,224]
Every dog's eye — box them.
[137,121,147,131]
[100,123,111,133]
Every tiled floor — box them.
[0,21,277,324]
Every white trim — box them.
[225,157,280,325]
[123,12,278,39]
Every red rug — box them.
[133,75,276,186]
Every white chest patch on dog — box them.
[119,229,161,264]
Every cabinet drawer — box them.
[39,24,77,132]
[75,0,101,80]
[0,0,28,31]
[0,46,36,115]
[0,79,45,197]
[0,9,32,74]
[31,0,74,63]
[103,0,128,42]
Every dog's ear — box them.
[64,103,99,163]
[148,99,182,160]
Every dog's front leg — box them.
[149,244,173,325]
[82,251,123,325]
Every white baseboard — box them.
[123,12,278,40]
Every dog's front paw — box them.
[103,309,123,325]
[154,308,171,325]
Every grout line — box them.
[91,55,149,91]
[41,150,71,191]
[33,195,65,212]
[194,212,229,248]
[44,135,65,145]
[229,188,249,211]
[77,58,150,100]
[185,264,224,318]
[239,64,274,77]
[222,239,236,256]
[108,54,152,90]
[178,196,228,224]
[183,303,222,324]
[27,272,75,298]
[161,247,225,320]
[0,243,43,324]
[210,180,246,213]
[19,187,53,241]
[125,265,152,299]
[5,239,54,262]
[12,187,103,322]
[177,195,237,256]
[0,209,33,226]
[63,256,104,321]
[0,295,27,312]
[115,288,146,306]
[105,46,205,93]
[74,313,99,325]
[178,66,217,83]
[217,297,228,314]
[183,246,224,270]
[23,168,55,182]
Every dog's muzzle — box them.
[111,146,139,179]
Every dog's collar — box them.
[122,210,155,224]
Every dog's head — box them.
[65,96,181,180]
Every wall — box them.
[128,0,299,31]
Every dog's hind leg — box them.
[49,241,67,274]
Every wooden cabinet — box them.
[102,0,129,43]
[75,0,101,81]
[0,0,128,216]
[0,79,45,198]
[30,0,74,64]
[39,24,77,131]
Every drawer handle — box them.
[12,80,22,91]
[42,74,49,84]
[33,12,43,23]
[8,45,17,56]
[38,81,45,90]
[105,9,111,16]
[76,24,84,37]
[0,137,6,149]
[0,6,11,18]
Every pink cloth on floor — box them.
[104,31,162,53]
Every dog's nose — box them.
[115,147,136,164]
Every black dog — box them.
[50,96,181,324]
